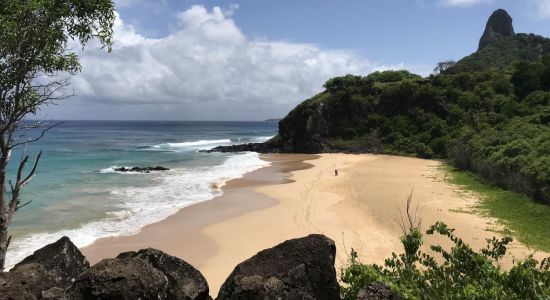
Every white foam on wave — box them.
[151,139,232,152]
[5,152,269,269]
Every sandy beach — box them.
[82,153,549,295]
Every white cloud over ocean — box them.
[50,5,377,120]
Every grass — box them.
[443,164,550,252]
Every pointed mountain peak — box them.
[478,9,515,51]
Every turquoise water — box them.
[6,121,277,267]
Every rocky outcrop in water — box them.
[203,142,279,153]
[201,136,283,154]
[216,234,340,300]
[114,166,170,173]
[478,9,515,50]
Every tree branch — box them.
[10,122,62,149]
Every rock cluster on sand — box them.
[0,234,398,299]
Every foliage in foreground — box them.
[341,222,550,299]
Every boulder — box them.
[0,271,36,300]
[216,234,339,300]
[9,263,57,298]
[117,248,209,300]
[68,257,168,299]
[13,236,89,288]
[356,282,402,300]
[478,9,515,50]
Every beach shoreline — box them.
[82,153,549,295]
[81,154,317,270]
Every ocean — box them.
[5,120,277,268]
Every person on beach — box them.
[334,168,339,176]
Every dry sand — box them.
[82,153,549,295]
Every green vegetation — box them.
[277,51,550,205]
[445,165,550,251]
[449,34,550,73]
[341,221,550,299]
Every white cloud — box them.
[48,5,378,120]
[439,0,491,7]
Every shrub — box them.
[341,222,550,299]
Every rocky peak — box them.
[478,9,515,50]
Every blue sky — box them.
[117,0,550,74]
[41,0,550,120]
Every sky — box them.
[39,0,550,121]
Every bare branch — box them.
[394,189,423,235]
[16,200,32,211]
[15,155,29,188]
[21,150,42,186]
[10,122,62,149]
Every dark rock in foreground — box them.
[9,263,57,299]
[216,234,339,300]
[2,235,341,299]
[478,9,515,50]
[13,236,89,288]
[41,287,66,299]
[1,263,58,300]
[0,264,65,299]
[68,257,169,299]
[356,281,403,300]
[0,271,34,300]
[117,248,210,300]
[114,166,170,173]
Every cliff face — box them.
[478,9,515,51]
[277,93,331,153]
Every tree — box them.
[0,0,115,270]
[511,61,543,99]
[433,60,456,74]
